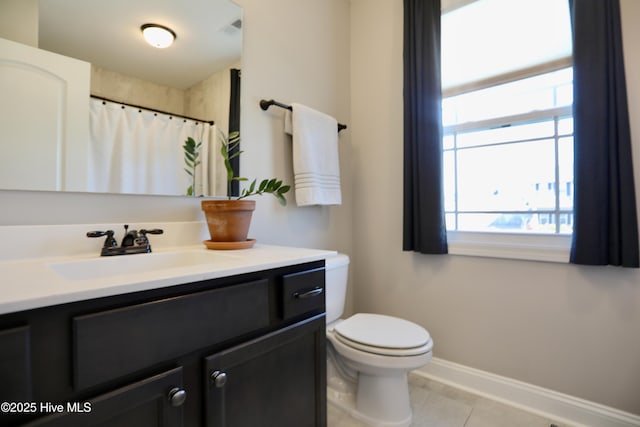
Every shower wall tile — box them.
[90,65,186,114]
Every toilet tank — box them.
[325,253,350,323]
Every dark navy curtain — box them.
[228,68,241,197]
[403,0,448,254]
[569,0,639,267]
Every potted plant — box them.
[200,131,291,246]
[183,137,202,196]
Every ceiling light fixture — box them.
[141,24,176,49]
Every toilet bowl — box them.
[325,254,433,427]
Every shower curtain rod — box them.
[91,95,215,125]
[259,99,347,131]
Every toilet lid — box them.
[333,313,431,350]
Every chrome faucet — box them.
[87,224,164,256]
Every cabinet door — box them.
[0,325,31,402]
[205,315,327,427]
[24,367,185,427]
[0,326,32,427]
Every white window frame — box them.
[439,0,574,262]
[447,231,572,263]
[442,59,574,263]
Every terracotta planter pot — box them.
[201,200,256,242]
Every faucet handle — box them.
[136,229,164,251]
[87,230,117,247]
[139,229,164,236]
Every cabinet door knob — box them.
[210,370,228,388]
[168,387,187,407]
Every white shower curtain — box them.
[88,98,226,196]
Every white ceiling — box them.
[38,0,242,90]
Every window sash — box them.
[440,0,575,261]
[443,106,573,235]
[444,105,572,134]
[443,56,572,98]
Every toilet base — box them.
[327,372,413,427]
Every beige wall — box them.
[91,62,240,124]
[0,0,38,47]
[185,60,241,132]
[350,0,640,416]
[234,0,352,255]
[0,0,352,262]
[1,0,240,127]
[3,0,637,417]
[90,65,186,115]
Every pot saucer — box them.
[203,238,256,250]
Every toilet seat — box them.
[333,313,433,357]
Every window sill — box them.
[447,231,571,263]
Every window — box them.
[440,0,574,261]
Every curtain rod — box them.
[259,99,347,131]
[90,95,215,125]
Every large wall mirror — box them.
[0,0,242,197]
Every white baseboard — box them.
[415,357,640,427]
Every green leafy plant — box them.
[183,136,202,196]
[221,131,291,206]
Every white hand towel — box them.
[285,103,342,206]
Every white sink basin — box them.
[48,250,236,281]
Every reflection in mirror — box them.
[0,0,242,197]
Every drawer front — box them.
[281,268,325,320]
[73,279,269,390]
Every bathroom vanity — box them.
[0,243,331,426]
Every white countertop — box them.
[0,244,336,315]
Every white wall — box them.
[350,0,640,416]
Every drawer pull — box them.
[168,387,187,407]
[210,370,228,388]
[293,287,323,299]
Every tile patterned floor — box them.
[328,373,572,427]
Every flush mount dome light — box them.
[141,24,176,48]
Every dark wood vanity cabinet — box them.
[205,316,326,427]
[23,367,185,427]
[0,260,326,427]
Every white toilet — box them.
[325,254,433,427]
